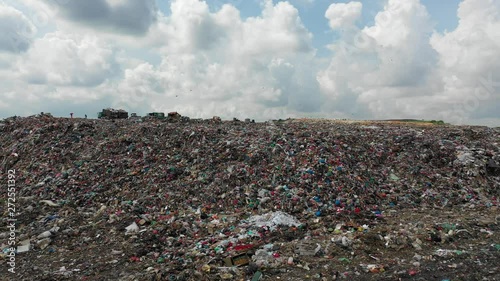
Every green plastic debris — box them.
[441,223,457,231]
[338,257,351,263]
[214,246,223,254]
[251,271,263,281]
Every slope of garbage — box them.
[1,116,499,281]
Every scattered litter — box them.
[40,200,60,207]
[17,240,31,253]
[125,222,139,235]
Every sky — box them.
[0,0,499,126]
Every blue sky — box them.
[423,0,461,30]
[0,0,499,126]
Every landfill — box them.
[0,115,499,281]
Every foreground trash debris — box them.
[0,116,499,280]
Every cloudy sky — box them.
[0,0,499,125]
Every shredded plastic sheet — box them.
[244,211,302,231]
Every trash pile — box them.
[1,116,499,280]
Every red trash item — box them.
[234,244,254,251]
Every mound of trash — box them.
[1,116,499,280]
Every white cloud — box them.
[15,31,119,86]
[325,2,362,29]
[0,0,499,126]
[14,0,158,36]
[429,0,500,124]
[319,0,437,116]
[156,0,313,56]
[0,4,36,53]
[111,0,320,119]
[317,0,500,125]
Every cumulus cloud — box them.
[319,0,437,112]
[317,0,500,125]
[15,32,119,87]
[0,4,36,53]
[325,2,362,29]
[362,0,437,87]
[0,0,499,126]
[3,0,320,120]
[40,0,158,35]
[158,0,313,55]
[429,0,500,124]
[111,0,320,119]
